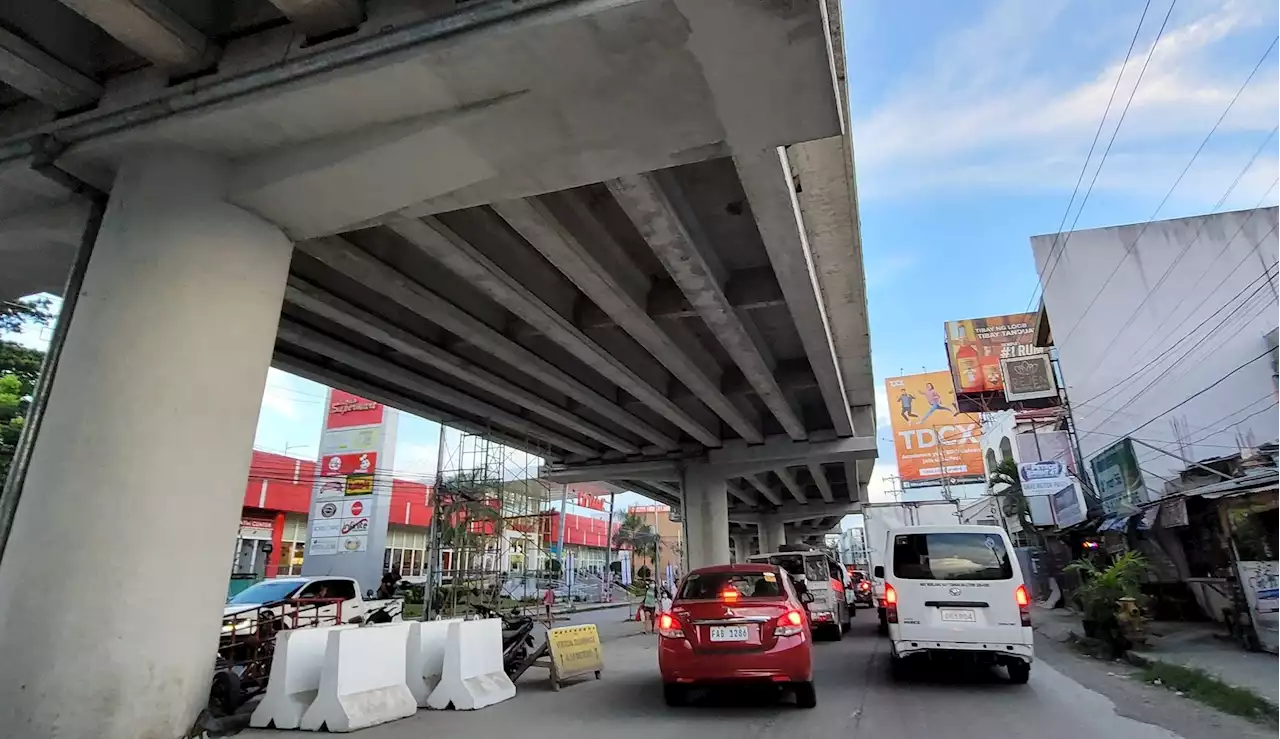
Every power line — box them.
[1032,0,1179,313]
[1056,31,1277,345]
[1025,0,1155,312]
[1118,346,1274,439]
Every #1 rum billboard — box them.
[944,312,1055,412]
[885,371,985,489]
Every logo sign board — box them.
[341,535,369,553]
[319,427,382,455]
[1001,354,1058,402]
[341,518,370,535]
[1089,438,1147,515]
[311,518,342,537]
[1019,460,1073,497]
[316,479,345,500]
[320,452,377,477]
[317,501,340,519]
[1052,483,1085,528]
[344,474,374,496]
[885,372,984,489]
[324,390,384,430]
[309,538,340,556]
[944,313,1057,412]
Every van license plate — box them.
[940,608,976,623]
[709,625,749,642]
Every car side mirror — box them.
[800,592,815,604]
[873,565,884,579]
[366,589,375,599]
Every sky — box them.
[4,0,1278,526]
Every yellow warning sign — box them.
[547,624,604,685]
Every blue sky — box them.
[5,0,1278,519]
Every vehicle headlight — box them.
[222,618,256,634]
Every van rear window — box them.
[892,533,1013,581]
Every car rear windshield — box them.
[892,532,1013,581]
[678,571,784,600]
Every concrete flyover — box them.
[0,2,875,737]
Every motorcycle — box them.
[472,602,538,678]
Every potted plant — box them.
[1065,551,1147,653]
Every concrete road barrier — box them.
[300,622,418,732]
[406,618,463,707]
[426,618,516,711]
[249,625,355,730]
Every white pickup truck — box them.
[222,576,402,636]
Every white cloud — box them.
[853,0,1280,205]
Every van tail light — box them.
[774,609,805,637]
[657,613,686,639]
[1016,585,1032,626]
[884,584,899,624]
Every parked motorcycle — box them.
[472,603,537,678]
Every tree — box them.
[987,457,1043,548]
[1,297,53,335]
[0,341,47,483]
[613,511,657,561]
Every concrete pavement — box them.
[239,614,1272,739]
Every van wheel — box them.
[793,681,817,709]
[889,655,909,682]
[663,683,686,707]
[876,609,888,636]
[1007,662,1031,684]
[829,622,843,641]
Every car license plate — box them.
[940,608,976,623]
[709,625,749,642]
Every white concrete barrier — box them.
[249,624,354,730]
[300,622,418,732]
[427,618,516,711]
[406,618,463,707]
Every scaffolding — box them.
[424,429,618,619]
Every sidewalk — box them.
[1032,604,1278,705]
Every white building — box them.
[1032,207,1280,506]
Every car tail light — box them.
[657,613,685,639]
[884,583,899,624]
[858,581,871,592]
[774,609,805,637]
[720,589,739,604]
[1016,584,1032,626]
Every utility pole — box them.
[422,423,447,621]
[604,491,616,601]
[556,483,569,582]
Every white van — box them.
[877,525,1033,683]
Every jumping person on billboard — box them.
[916,382,957,424]
[897,389,919,422]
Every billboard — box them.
[1089,437,1148,516]
[944,313,1055,412]
[885,372,984,488]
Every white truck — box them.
[862,499,962,633]
[222,576,402,637]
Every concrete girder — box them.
[729,500,856,526]
[808,462,835,503]
[274,352,560,462]
[607,170,807,441]
[267,0,365,37]
[542,460,680,484]
[0,27,101,110]
[775,467,807,504]
[725,481,757,507]
[294,236,677,450]
[746,474,783,506]
[56,0,212,72]
[733,147,854,437]
[283,279,639,455]
[385,214,721,447]
[576,266,786,329]
[707,433,875,478]
[490,195,761,443]
[845,460,860,502]
[277,320,599,457]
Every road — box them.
[239,609,1270,739]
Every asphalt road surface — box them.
[239,609,1270,739]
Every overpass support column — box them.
[681,463,730,570]
[757,516,787,554]
[730,532,752,563]
[0,150,293,739]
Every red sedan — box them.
[657,563,816,708]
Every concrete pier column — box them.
[681,463,730,569]
[0,150,293,739]
[758,517,787,554]
[730,532,752,563]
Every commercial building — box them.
[1031,207,1279,502]
[624,504,684,577]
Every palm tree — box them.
[987,457,1043,548]
[613,512,658,569]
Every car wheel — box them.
[1007,662,1031,684]
[663,683,686,707]
[829,622,844,641]
[793,681,817,709]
